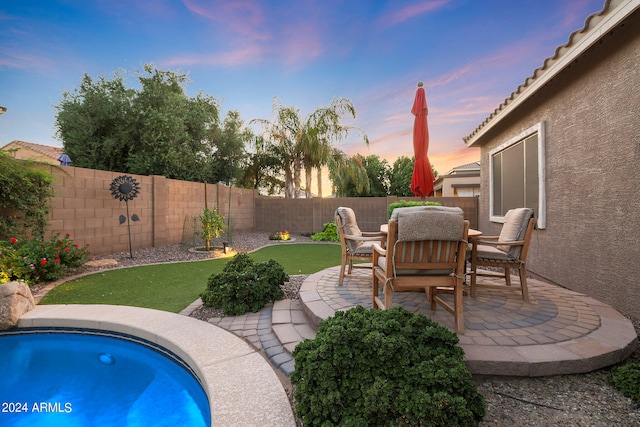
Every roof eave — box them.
[464,0,639,148]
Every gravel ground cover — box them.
[70,232,640,426]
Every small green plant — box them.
[291,306,485,426]
[199,207,225,251]
[388,199,442,218]
[610,362,640,403]
[0,232,90,284]
[311,222,340,242]
[200,252,287,315]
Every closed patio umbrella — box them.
[410,82,435,199]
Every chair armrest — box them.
[344,234,385,242]
[475,238,526,247]
[361,231,385,238]
[372,243,386,256]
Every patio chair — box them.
[469,208,536,301]
[372,207,469,333]
[335,207,386,285]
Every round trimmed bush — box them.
[200,253,286,315]
[291,306,485,426]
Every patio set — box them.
[335,205,536,334]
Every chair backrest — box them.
[335,207,362,252]
[497,208,535,258]
[390,209,468,274]
[389,205,464,222]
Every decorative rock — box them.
[0,281,35,330]
[84,259,118,267]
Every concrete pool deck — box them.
[17,304,296,427]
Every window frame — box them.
[489,121,546,229]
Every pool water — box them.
[0,330,211,427]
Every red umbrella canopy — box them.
[410,82,435,198]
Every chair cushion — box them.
[497,208,534,257]
[336,207,362,252]
[476,244,516,261]
[396,209,464,242]
[390,205,463,221]
[352,240,376,256]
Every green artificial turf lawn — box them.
[39,243,341,313]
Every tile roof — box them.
[464,0,640,147]
[1,140,63,160]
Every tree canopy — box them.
[54,64,242,183]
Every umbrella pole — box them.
[421,196,425,206]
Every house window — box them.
[489,122,546,228]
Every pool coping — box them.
[17,304,296,426]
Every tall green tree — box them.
[237,135,284,195]
[55,64,221,182]
[389,156,415,196]
[252,97,367,198]
[208,110,249,185]
[333,154,390,197]
[389,156,439,196]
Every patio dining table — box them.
[379,223,482,238]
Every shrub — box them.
[610,362,640,403]
[200,253,287,315]
[0,150,55,240]
[291,306,485,426]
[311,222,340,242]
[387,200,442,218]
[0,232,90,284]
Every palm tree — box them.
[327,150,370,197]
[252,97,368,198]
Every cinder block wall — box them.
[39,164,477,256]
[42,165,255,256]
[255,196,479,233]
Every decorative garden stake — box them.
[110,175,141,258]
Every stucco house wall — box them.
[467,3,640,318]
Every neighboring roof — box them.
[447,161,480,174]
[434,161,480,186]
[2,140,63,160]
[464,0,640,147]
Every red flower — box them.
[74,244,79,248]
[65,247,70,252]
[10,238,17,244]
[65,232,71,237]
[40,259,47,265]
[54,258,60,263]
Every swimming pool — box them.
[0,328,211,427]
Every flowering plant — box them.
[0,232,90,285]
[269,230,291,241]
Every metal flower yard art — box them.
[110,175,141,258]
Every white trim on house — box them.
[489,121,546,229]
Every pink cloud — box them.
[280,22,325,65]
[182,0,270,41]
[163,45,266,67]
[378,0,449,28]
[0,47,54,71]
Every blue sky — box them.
[1,0,604,175]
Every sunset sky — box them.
[1,0,604,178]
